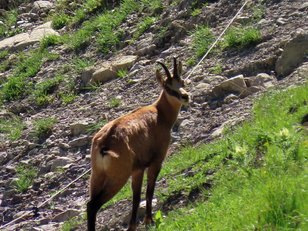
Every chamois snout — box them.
[179,87,189,105]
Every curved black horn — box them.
[157,61,172,79]
[173,57,179,79]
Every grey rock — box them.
[70,121,89,136]
[0,21,59,51]
[48,157,73,171]
[211,75,247,98]
[68,135,90,148]
[275,31,308,77]
[52,209,79,222]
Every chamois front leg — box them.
[128,168,145,231]
[144,163,162,226]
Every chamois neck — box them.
[154,90,182,129]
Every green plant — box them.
[14,164,37,193]
[0,50,51,102]
[40,35,61,49]
[0,50,9,60]
[222,26,262,49]
[60,93,76,105]
[191,25,214,58]
[191,8,202,17]
[132,16,156,41]
[32,117,57,139]
[209,63,223,74]
[86,120,107,134]
[51,12,70,30]
[0,9,19,38]
[32,75,63,106]
[71,57,94,73]
[61,215,83,231]
[117,69,128,78]
[109,97,121,108]
[0,116,25,140]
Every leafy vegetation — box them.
[117,69,128,78]
[32,117,57,140]
[0,9,20,39]
[32,75,64,106]
[109,97,121,108]
[86,120,107,134]
[13,164,38,193]
[191,25,214,58]
[132,16,156,41]
[222,26,262,49]
[0,49,59,102]
[0,116,25,140]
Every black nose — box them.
[182,94,189,101]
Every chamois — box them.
[87,57,189,231]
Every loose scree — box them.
[87,57,189,231]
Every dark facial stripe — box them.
[164,84,181,99]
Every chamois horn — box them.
[157,61,172,79]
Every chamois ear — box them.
[156,69,165,86]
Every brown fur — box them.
[87,58,188,231]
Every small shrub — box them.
[71,57,94,73]
[109,97,121,108]
[32,75,63,106]
[14,164,37,193]
[191,8,202,17]
[60,93,76,105]
[40,35,61,49]
[0,116,25,140]
[117,69,128,78]
[51,12,70,29]
[32,117,57,140]
[87,120,107,134]
[209,64,223,74]
[223,26,262,49]
[0,50,9,60]
[132,16,156,41]
[191,25,214,58]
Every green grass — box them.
[209,63,223,75]
[32,75,64,106]
[109,97,121,108]
[51,12,70,30]
[117,69,128,78]
[0,9,20,39]
[86,120,107,134]
[191,25,215,58]
[61,0,161,52]
[40,34,61,49]
[0,49,59,102]
[222,26,262,49]
[132,16,156,41]
[32,117,57,140]
[153,84,308,230]
[0,116,25,140]
[13,164,38,193]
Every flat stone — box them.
[275,31,308,77]
[0,21,59,51]
[52,209,79,222]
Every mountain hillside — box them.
[0,0,307,230]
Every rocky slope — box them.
[0,0,307,230]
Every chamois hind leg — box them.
[144,163,162,225]
[87,169,131,231]
[128,168,145,231]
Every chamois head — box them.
[156,57,189,105]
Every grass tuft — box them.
[14,164,37,193]
[191,25,214,58]
[222,26,262,49]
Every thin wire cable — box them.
[185,0,249,80]
[0,168,91,230]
